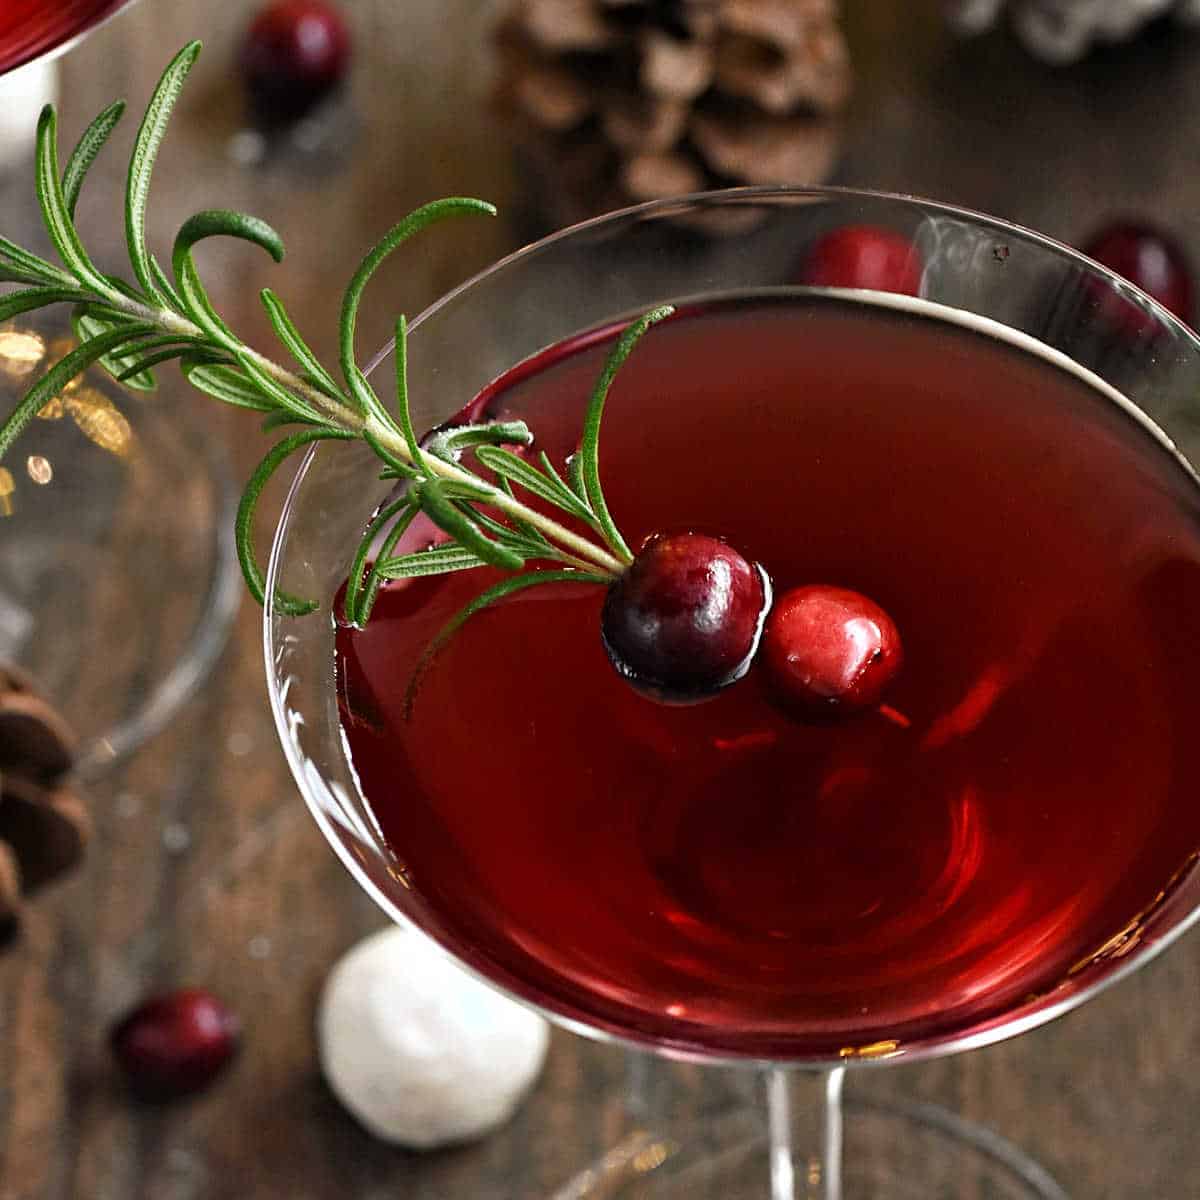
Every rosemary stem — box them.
[363,416,626,577]
[98,287,626,579]
[111,292,367,429]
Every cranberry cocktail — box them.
[335,293,1200,1059]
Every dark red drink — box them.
[335,297,1200,1059]
[0,0,130,75]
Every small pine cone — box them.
[0,664,87,939]
[496,0,852,232]
[945,0,1191,63]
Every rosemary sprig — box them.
[0,42,675,629]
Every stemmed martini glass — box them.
[264,187,1200,1197]
[0,0,239,775]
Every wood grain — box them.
[2,2,1200,1196]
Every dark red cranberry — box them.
[762,585,902,718]
[601,532,770,702]
[110,988,240,1101]
[797,226,923,296]
[241,0,351,124]
[1082,221,1193,328]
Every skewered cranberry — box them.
[1081,221,1193,328]
[762,585,902,718]
[241,0,351,124]
[796,226,923,296]
[110,988,241,1101]
[602,532,770,702]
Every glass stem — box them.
[767,1067,845,1200]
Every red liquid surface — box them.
[335,298,1200,1059]
[0,0,130,75]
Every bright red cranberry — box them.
[762,585,902,718]
[241,0,351,124]
[602,532,770,702]
[1082,221,1193,328]
[797,226,923,296]
[110,988,240,1101]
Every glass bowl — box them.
[1,309,240,776]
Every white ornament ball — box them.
[317,925,550,1149]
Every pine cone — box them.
[0,664,88,939]
[496,0,852,231]
[945,0,1200,63]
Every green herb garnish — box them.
[0,41,672,629]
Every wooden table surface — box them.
[3,2,1200,1197]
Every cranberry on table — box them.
[762,585,902,718]
[601,532,770,702]
[796,225,923,296]
[1081,221,1193,327]
[110,988,241,1101]
[241,0,352,124]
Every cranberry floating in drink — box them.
[762,584,902,719]
[601,531,770,702]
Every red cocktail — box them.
[334,295,1200,1061]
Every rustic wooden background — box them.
[2,1,1200,1196]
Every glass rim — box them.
[77,421,241,778]
[263,183,1200,1068]
[362,182,1200,374]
